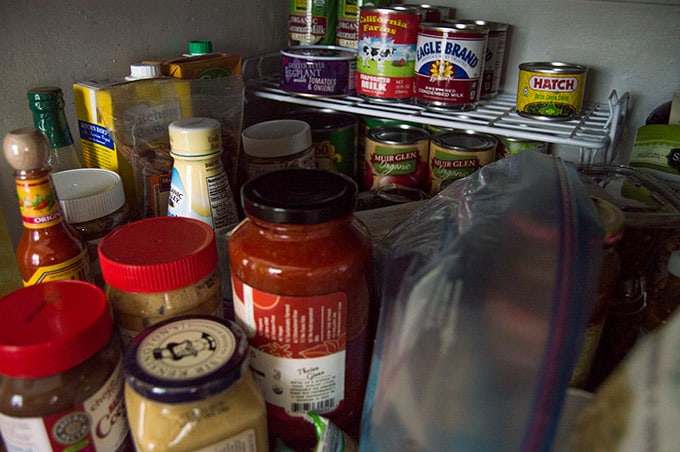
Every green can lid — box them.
[27,86,64,112]
[188,40,213,55]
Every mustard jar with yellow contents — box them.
[98,216,224,347]
[123,315,268,452]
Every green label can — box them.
[289,0,338,46]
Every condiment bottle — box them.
[3,128,90,286]
[228,168,375,450]
[27,86,83,172]
[646,249,680,331]
[98,216,224,348]
[52,168,130,288]
[123,315,268,452]
[0,280,132,451]
[241,119,316,181]
[570,197,624,389]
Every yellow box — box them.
[162,53,242,79]
[73,77,192,219]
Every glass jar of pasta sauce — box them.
[228,168,375,451]
[123,315,268,452]
[99,216,224,348]
[0,280,131,451]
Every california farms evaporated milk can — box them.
[288,0,337,46]
[415,22,489,111]
[357,6,420,102]
[336,0,391,49]
[516,62,588,120]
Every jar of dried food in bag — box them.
[228,168,375,451]
[0,280,131,451]
[123,315,268,452]
[99,216,223,348]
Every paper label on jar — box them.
[0,358,129,452]
[192,428,258,452]
[231,277,347,416]
[23,248,90,287]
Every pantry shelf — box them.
[243,56,630,164]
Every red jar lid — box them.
[0,281,112,378]
[98,216,217,293]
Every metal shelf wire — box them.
[243,55,630,164]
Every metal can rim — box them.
[281,45,357,61]
[366,125,430,145]
[360,5,421,14]
[431,130,498,151]
[420,22,490,35]
[448,19,509,31]
[519,61,588,74]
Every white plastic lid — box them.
[241,119,312,158]
[52,168,126,223]
[125,63,162,80]
[668,250,680,278]
[168,117,222,157]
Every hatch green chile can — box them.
[289,0,338,46]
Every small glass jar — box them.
[241,119,316,180]
[123,315,268,452]
[52,168,130,287]
[98,216,223,347]
[228,168,374,451]
[0,281,131,451]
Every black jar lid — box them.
[242,169,358,225]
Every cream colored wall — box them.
[1,0,679,253]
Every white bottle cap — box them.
[668,250,680,278]
[241,120,312,158]
[52,168,126,223]
[125,63,162,80]
[168,117,222,156]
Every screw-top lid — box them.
[0,281,112,378]
[123,315,248,403]
[242,168,357,225]
[3,127,50,171]
[125,62,162,80]
[668,250,680,278]
[98,216,217,293]
[241,119,312,158]
[169,117,222,157]
[52,168,126,223]
[187,40,213,55]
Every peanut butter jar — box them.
[123,315,268,452]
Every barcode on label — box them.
[291,398,336,414]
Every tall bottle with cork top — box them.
[3,128,90,286]
[27,86,83,172]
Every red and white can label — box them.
[356,9,419,100]
[232,276,347,417]
[415,27,488,108]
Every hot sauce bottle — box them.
[3,127,90,285]
[228,169,375,451]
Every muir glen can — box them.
[357,6,420,102]
[428,130,498,194]
[516,62,588,120]
[364,125,430,191]
[415,22,489,111]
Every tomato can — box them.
[288,0,337,46]
[415,22,489,111]
[357,6,420,102]
[364,125,430,191]
[428,129,498,194]
[516,62,588,120]
[280,46,357,97]
[228,168,374,451]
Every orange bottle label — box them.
[23,249,90,286]
[15,176,62,228]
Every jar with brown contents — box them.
[0,280,131,451]
[98,216,223,348]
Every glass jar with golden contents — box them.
[123,315,268,452]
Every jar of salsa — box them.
[228,168,375,451]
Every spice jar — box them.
[0,280,131,451]
[52,168,130,287]
[99,216,223,347]
[241,119,316,180]
[228,168,375,450]
[123,315,268,452]
[570,197,624,388]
